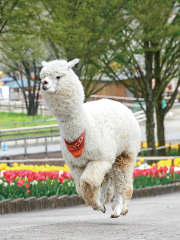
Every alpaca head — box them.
[40,59,85,118]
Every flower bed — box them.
[135,157,180,168]
[133,165,180,189]
[0,162,180,201]
[0,163,69,173]
[0,167,76,201]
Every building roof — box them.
[1,77,14,82]
[4,78,38,88]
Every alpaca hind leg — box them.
[80,160,112,213]
[100,169,114,205]
[111,151,135,218]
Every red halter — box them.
[64,132,85,158]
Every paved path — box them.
[140,108,180,143]
[0,192,180,240]
[0,143,61,158]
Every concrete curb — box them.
[0,194,85,215]
[0,183,180,214]
[132,182,180,198]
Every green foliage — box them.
[0,0,42,36]
[0,112,55,129]
[37,0,131,98]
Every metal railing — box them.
[134,110,146,122]
[0,124,59,139]
[0,133,60,159]
[0,101,52,116]
[140,143,180,156]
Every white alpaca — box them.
[40,59,141,218]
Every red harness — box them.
[64,132,85,158]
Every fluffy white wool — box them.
[40,59,141,217]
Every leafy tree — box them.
[1,35,52,115]
[38,0,132,99]
[102,0,180,155]
[0,0,41,37]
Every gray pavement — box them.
[140,108,180,143]
[0,192,180,240]
[0,143,61,158]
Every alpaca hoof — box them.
[99,205,106,213]
[110,206,122,218]
[110,213,120,218]
[121,209,128,216]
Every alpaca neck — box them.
[57,106,88,142]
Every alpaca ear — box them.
[67,58,79,70]
[41,61,47,67]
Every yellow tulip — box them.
[139,158,144,162]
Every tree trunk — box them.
[27,97,38,116]
[155,98,166,156]
[154,49,166,156]
[144,41,156,156]
[146,102,156,156]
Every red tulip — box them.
[17,179,24,187]
[34,173,41,181]
[28,176,33,182]
[63,172,72,179]
[177,171,180,175]
[25,183,30,189]
[41,176,46,181]
[9,173,16,180]
[59,175,65,184]
[7,178,13,184]
[3,172,10,179]
[26,190,31,193]
[170,166,174,174]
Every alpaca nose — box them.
[42,80,49,85]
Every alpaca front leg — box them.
[69,164,85,196]
[80,160,112,213]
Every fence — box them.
[0,101,52,116]
[0,124,59,139]
[0,133,60,159]
[133,110,146,122]
[140,143,180,156]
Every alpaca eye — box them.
[56,76,61,79]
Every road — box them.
[0,192,179,240]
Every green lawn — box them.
[0,112,57,129]
[0,112,59,139]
